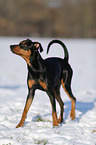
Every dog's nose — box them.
[10,45,13,48]
[10,45,14,51]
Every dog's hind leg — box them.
[61,69,76,120]
[53,85,64,124]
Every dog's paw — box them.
[57,115,63,124]
[70,112,76,120]
[16,123,23,128]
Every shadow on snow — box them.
[64,101,94,122]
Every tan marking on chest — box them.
[21,49,31,66]
[39,80,47,90]
[28,80,36,88]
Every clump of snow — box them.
[0,37,96,145]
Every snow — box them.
[0,37,96,145]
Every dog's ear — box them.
[34,42,43,53]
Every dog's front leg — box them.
[47,90,59,127]
[16,89,35,128]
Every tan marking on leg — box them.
[52,112,59,126]
[16,97,33,128]
[39,80,47,90]
[53,88,64,124]
[58,115,62,124]
[28,80,36,88]
[49,97,59,126]
[61,79,76,120]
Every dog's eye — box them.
[19,44,23,48]
[27,42,33,47]
[19,43,27,48]
[20,45,23,49]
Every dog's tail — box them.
[47,39,69,61]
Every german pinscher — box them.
[10,39,76,128]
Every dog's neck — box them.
[28,51,45,73]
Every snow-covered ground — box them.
[0,37,96,145]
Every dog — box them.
[10,39,76,128]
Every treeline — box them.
[0,0,96,38]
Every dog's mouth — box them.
[10,45,21,55]
[10,45,32,66]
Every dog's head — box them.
[10,39,43,66]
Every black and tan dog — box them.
[10,39,76,128]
